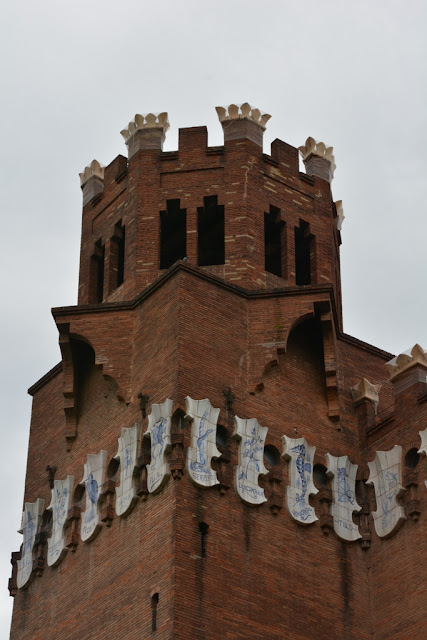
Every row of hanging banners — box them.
[16,397,427,589]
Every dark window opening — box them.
[199,521,209,558]
[264,206,285,278]
[151,593,159,632]
[197,196,225,266]
[295,220,315,285]
[216,424,229,449]
[264,444,281,468]
[109,221,125,292]
[89,239,105,303]
[405,448,420,469]
[313,463,329,488]
[160,200,186,269]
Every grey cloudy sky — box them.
[1,0,426,634]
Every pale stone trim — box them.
[351,378,381,413]
[385,344,427,381]
[120,112,170,142]
[79,159,104,187]
[215,103,271,129]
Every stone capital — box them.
[351,378,381,413]
[79,160,105,206]
[121,112,169,157]
[385,344,427,381]
[299,137,336,182]
[215,102,271,147]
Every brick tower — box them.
[9,104,427,640]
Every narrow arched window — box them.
[109,221,125,292]
[295,219,315,285]
[89,239,105,303]
[264,205,285,278]
[160,200,187,269]
[197,196,225,266]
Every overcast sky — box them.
[1,0,426,634]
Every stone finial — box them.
[335,200,345,231]
[121,112,170,156]
[385,344,427,381]
[299,137,336,183]
[351,378,381,413]
[79,160,105,206]
[215,102,271,147]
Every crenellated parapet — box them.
[215,102,271,147]
[79,159,105,206]
[299,136,336,183]
[121,112,170,157]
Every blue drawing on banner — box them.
[190,410,213,473]
[86,473,99,522]
[55,487,68,527]
[337,467,355,504]
[22,512,35,559]
[238,427,265,499]
[151,418,167,470]
[290,443,313,521]
[379,470,398,528]
[123,447,132,478]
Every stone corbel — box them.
[169,420,186,480]
[315,302,340,425]
[403,468,420,521]
[32,530,47,578]
[214,443,233,495]
[351,379,381,437]
[65,506,81,553]
[57,323,77,451]
[100,479,116,526]
[317,487,333,534]
[8,551,21,597]
[267,465,284,516]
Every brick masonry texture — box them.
[9,121,427,640]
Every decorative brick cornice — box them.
[385,344,427,381]
[299,137,336,183]
[215,103,271,147]
[121,112,170,156]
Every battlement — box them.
[77,104,343,333]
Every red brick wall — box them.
[10,124,426,639]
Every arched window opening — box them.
[199,521,209,558]
[89,239,105,303]
[404,448,420,469]
[71,339,96,419]
[197,196,225,266]
[295,220,315,285]
[264,206,286,278]
[160,200,186,269]
[264,444,281,468]
[313,463,329,489]
[109,221,125,291]
[151,592,159,632]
